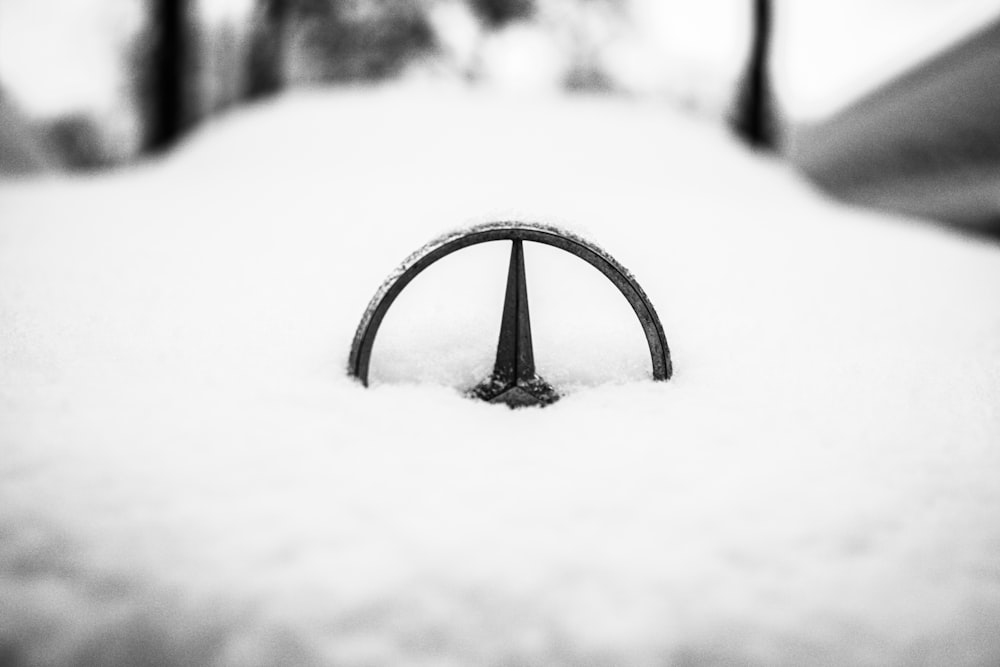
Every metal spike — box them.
[471,240,558,408]
[493,239,535,384]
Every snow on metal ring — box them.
[348,221,672,405]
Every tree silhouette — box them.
[147,0,191,152]
[731,0,778,150]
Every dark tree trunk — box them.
[247,0,289,100]
[731,0,778,151]
[147,0,190,152]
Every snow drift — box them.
[1,87,999,666]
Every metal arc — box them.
[348,221,672,386]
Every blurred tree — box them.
[47,115,115,169]
[205,21,244,115]
[247,0,289,99]
[147,0,193,151]
[296,1,436,82]
[469,0,536,28]
[731,0,778,150]
[0,87,61,174]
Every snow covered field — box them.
[2,87,1000,666]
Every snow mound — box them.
[1,87,999,666]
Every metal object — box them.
[348,221,672,407]
[469,239,560,407]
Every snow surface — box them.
[2,87,1000,666]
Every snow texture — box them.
[2,87,1000,666]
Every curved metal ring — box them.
[348,221,672,386]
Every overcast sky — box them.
[0,0,997,121]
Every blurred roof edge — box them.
[789,13,1000,230]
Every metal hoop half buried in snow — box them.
[348,221,672,407]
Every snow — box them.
[2,87,1000,666]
